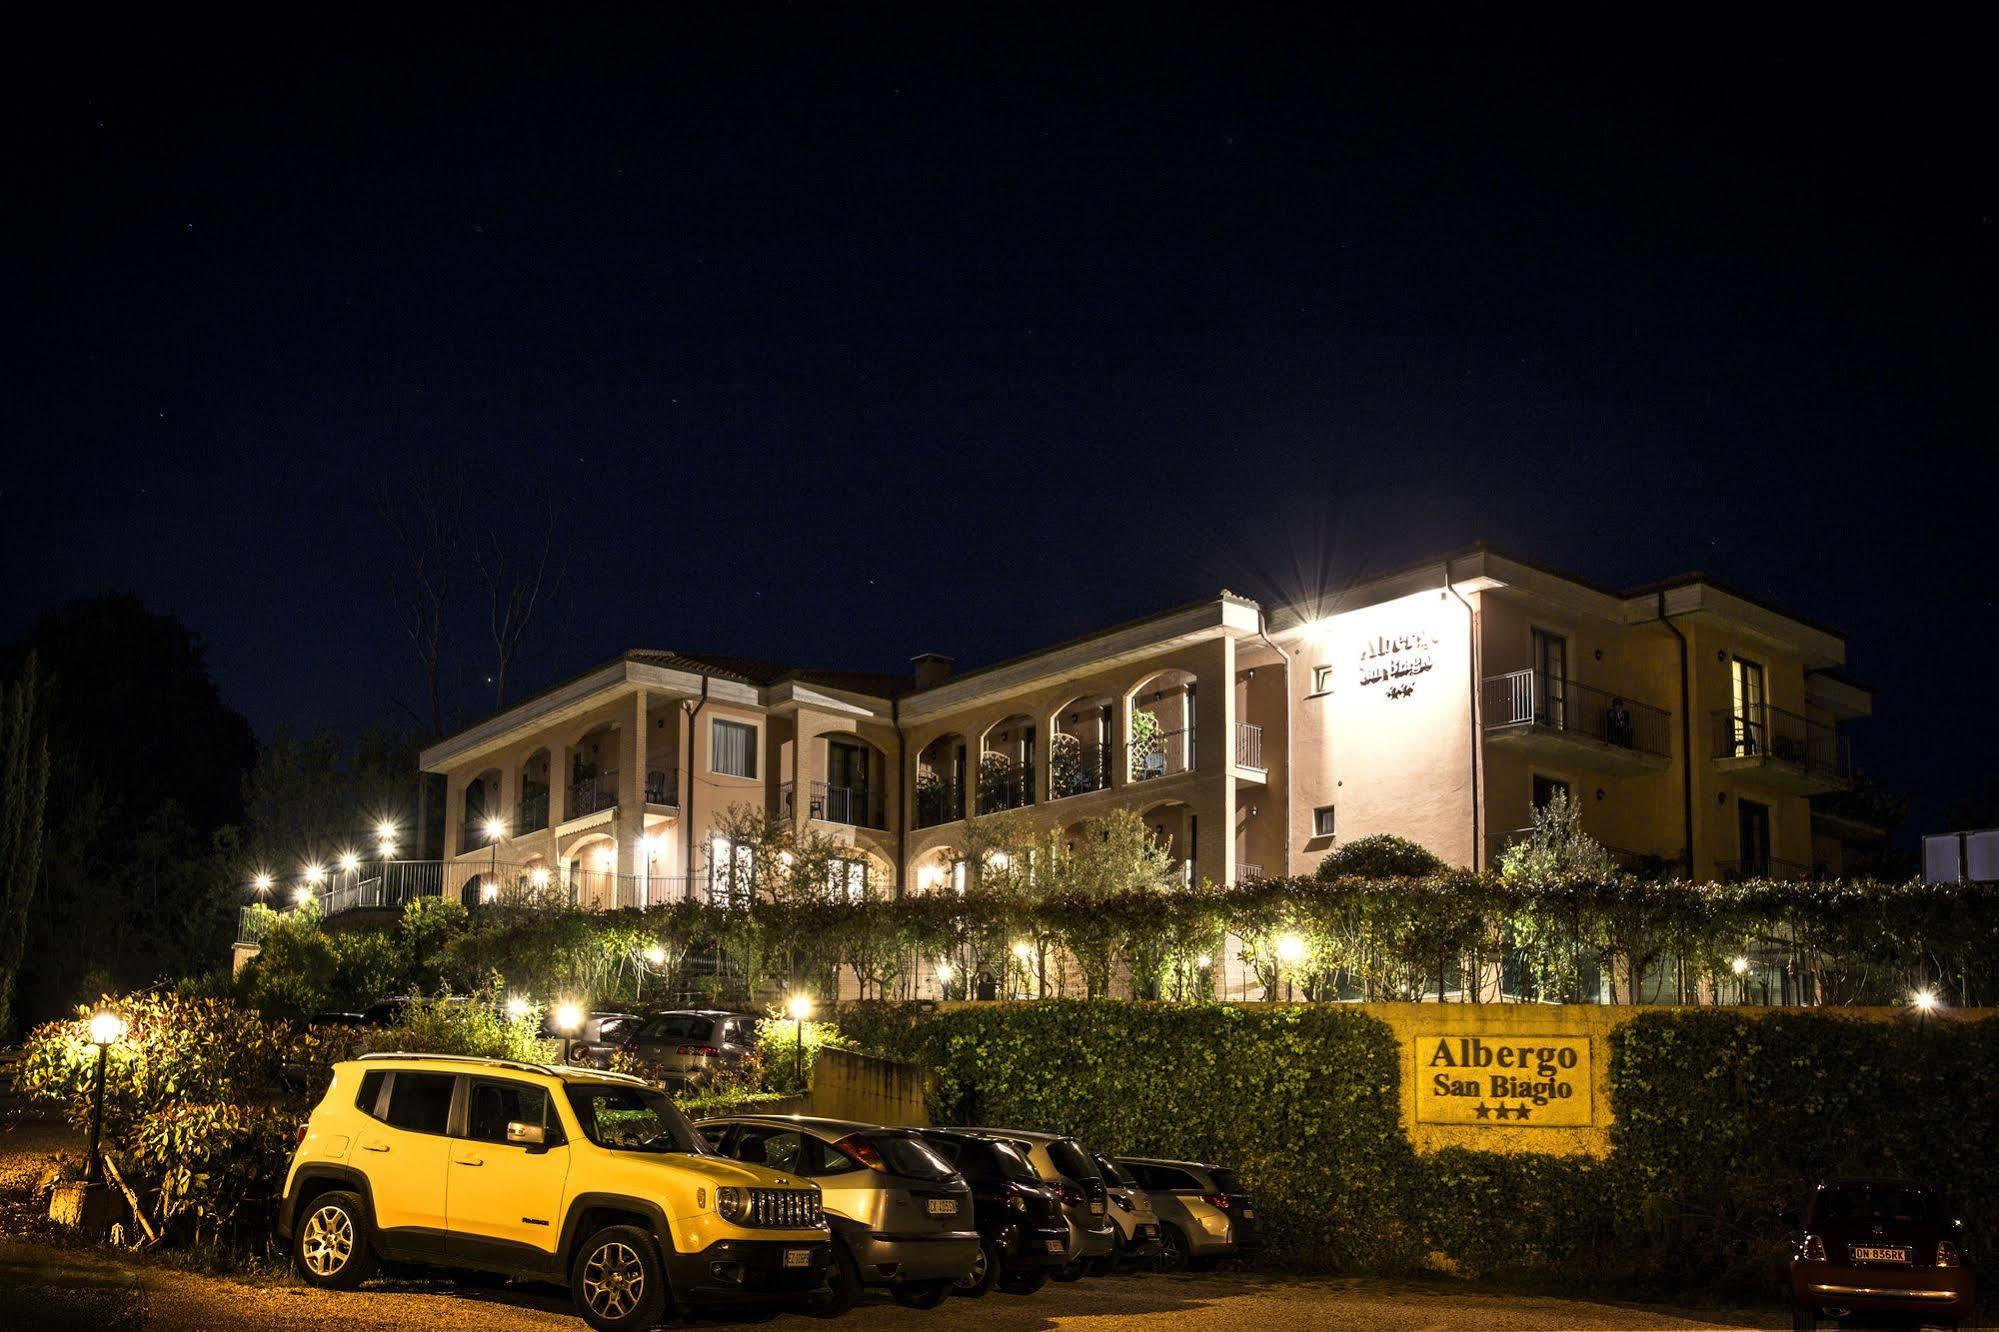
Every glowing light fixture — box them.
[89,1011,127,1047]
[479,878,499,903]
[530,867,551,888]
[252,873,273,895]
[505,995,532,1020]
[1730,956,1750,976]
[934,960,955,984]
[1196,953,1213,970]
[293,886,314,906]
[1275,933,1307,965]
[1012,940,1034,962]
[553,1003,584,1033]
[337,851,359,873]
[786,993,814,1022]
[1912,987,1941,1013]
[643,944,667,966]
[483,816,507,843]
[303,862,326,885]
[375,821,396,842]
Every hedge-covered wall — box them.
[843,1001,1999,1294]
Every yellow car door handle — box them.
[361,1144,390,1153]
[454,1158,483,1167]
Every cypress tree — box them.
[0,653,50,1037]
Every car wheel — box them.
[571,1224,668,1332]
[952,1239,998,1298]
[1049,1257,1087,1282]
[293,1190,378,1289]
[996,1269,1048,1296]
[891,1279,953,1309]
[811,1239,863,1318]
[1156,1223,1190,1274]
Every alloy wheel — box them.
[581,1241,646,1321]
[300,1205,355,1277]
[955,1244,989,1290]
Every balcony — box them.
[1130,728,1194,783]
[977,756,1034,814]
[567,769,620,820]
[782,779,887,829]
[1049,735,1113,800]
[1234,721,1266,783]
[1710,706,1851,794]
[1482,671,1671,775]
[1235,861,1265,882]
[915,777,964,829]
[645,768,677,808]
[517,788,550,834]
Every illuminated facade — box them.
[417,544,1868,904]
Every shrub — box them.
[355,994,554,1063]
[1314,833,1446,879]
[756,1007,854,1093]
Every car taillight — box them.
[834,1134,888,1173]
[1055,1181,1084,1206]
[1937,1241,1960,1268]
[675,1044,724,1057]
[296,1124,308,1147]
[1801,1233,1826,1262]
[1202,1193,1232,1211]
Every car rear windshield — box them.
[990,1140,1040,1184]
[564,1084,706,1154]
[866,1132,958,1181]
[1047,1139,1099,1181]
[639,1014,716,1042]
[1098,1158,1137,1188]
[1812,1185,1939,1226]
[1210,1168,1243,1195]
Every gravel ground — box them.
[0,1113,1778,1331]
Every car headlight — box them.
[715,1187,750,1224]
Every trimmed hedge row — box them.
[842,1001,1999,1293]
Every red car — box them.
[1787,1178,1976,1330]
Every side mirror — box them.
[508,1121,548,1151]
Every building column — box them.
[615,690,648,907]
[1189,637,1237,886]
[497,747,521,839]
[443,772,466,858]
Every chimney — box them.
[910,653,955,690]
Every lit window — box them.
[827,860,867,903]
[707,836,755,906]
[711,719,758,779]
[1313,806,1335,838]
[1311,665,1334,694]
[949,858,968,895]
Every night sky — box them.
[5,8,1993,835]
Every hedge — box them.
[842,1000,1999,1295]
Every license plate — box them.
[1850,1245,1910,1264]
[1046,1238,1065,1253]
[925,1198,958,1216]
[783,1248,813,1269]
[1090,1202,1105,1215]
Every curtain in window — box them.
[712,719,756,778]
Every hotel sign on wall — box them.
[1416,1034,1594,1126]
[1358,630,1437,699]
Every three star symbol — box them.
[1473,1101,1534,1121]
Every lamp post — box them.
[554,1002,583,1065]
[786,993,813,1089]
[1275,932,1306,1002]
[84,1010,126,1186]
[484,816,507,904]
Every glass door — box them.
[1533,629,1568,730]
[1738,799,1771,876]
[1731,657,1767,756]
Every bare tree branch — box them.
[475,485,569,710]
[375,464,462,740]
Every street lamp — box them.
[786,993,814,1088]
[1912,987,1941,1014]
[505,994,533,1021]
[252,872,273,897]
[84,1010,126,1185]
[553,1002,584,1064]
[1275,933,1306,1001]
[934,959,954,999]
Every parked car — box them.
[970,1129,1114,1281]
[697,1115,979,1314]
[281,1053,830,1331]
[915,1129,1069,1297]
[1093,1153,1163,1271]
[1116,1156,1261,1270]
[623,1009,759,1083]
[542,1010,641,1069]
[1785,1178,1976,1331]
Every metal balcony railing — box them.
[1130,728,1194,782]
[1049,738,1112,799]
[915,777,964,829]
[1235,721,1265,769]
[1483,670,1671,758]
[977,757,1035,814]
[1235,861,1264,882]
[517,788,550,834]
[1711,706,1850,781]
[568,769,620,818]
[818,781,885,828]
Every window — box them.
[383,1071,455,1136]
[355,1069,388,1118]
[1738,798,1771,876]
[1313,806,1336,838]
[949,857,968,895]
[1141,1163,1202,1191]
[1311,664,1334,695]
[734,1128,808,1174]
[563,1084,705,1154]
[1046,1138,1099,1182]
[466,1079,554,1146]
[826,859,867,903]
[639,1013,716,1043]
[711,718,758,779]
[1533,629,1568,730]
[1532,774,1571,813]
[1730,656,1767,756]
[707,835,755,904]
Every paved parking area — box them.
[0,1243,1777,1331]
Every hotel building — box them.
[416,544,1869,906]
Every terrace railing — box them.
[1050,740,1112,799]
[1235,721,1265,770]
[1130,727,1194,782]
[517,788,550,834]
[568,769,620,818]
[1711,705,1850,781]
[915,778,964,828]
[1483,670,1670,758]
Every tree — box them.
[242,723,422,872]
[475,488,569,710]
[376,466,460,739]
[1497,791,1615,882]
[0,654,50,1035]
[1314,833,1447,879]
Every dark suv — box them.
[972,1128,1114,1280]
[1786,1178,1975,1330]
[916,1129,1069,1297]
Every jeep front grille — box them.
[749,1188,822,1229]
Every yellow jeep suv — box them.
[279,1053,830,1330]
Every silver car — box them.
[698,1115,979,1313]
[1094,1153,1163,1271]
[1116,1156,1262,1270]
[971,1129,1115,1280]
[623,1009,758,1082]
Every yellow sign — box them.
[1415,1034,1593,1126]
